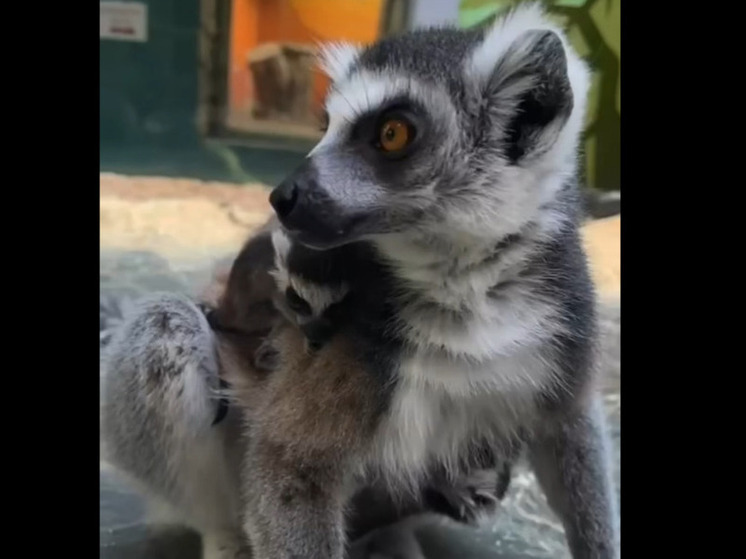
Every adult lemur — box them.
[102,4,618,558]
[249,4,617,558]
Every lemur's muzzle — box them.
[269,161,357,249]
[269,176,299,221]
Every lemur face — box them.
[278,286,340,350]
[269,228,352,351]
[269,6,589,249]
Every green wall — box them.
[100,0,201,148]
[99,0,309,185]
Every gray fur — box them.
[101,292,250,559]
[529,396,619,558]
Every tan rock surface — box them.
[581,215,620,298]
[100,174,272,263]
[100,173,271,211]
[100,174,620,295]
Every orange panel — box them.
[228,0,385,117]
[229,0,258,110]
[290,0,384,43]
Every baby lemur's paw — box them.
[253,337,281,372]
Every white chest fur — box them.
[373,345,552,486]
[370,235,564,486]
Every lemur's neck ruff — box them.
[371,190,573,304]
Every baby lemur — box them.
[240,5,618,559]
[101,219,502,559]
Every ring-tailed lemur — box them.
[242,4,618,559]
[100,221,503,559]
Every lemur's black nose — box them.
[269,178,298,219]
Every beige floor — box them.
[581,215,620,298]
[100,173,620,296]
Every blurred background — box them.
[100,1,620,558]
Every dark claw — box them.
[212,378,230,426]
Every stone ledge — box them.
[100,174,620,298]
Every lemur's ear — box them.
[497,29,573,163]
[467,4,589,163]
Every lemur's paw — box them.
[425,468,502,526]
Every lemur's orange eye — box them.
[379,119,411,152]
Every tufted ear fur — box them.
[318,41,362,83]
[467,3,590,163]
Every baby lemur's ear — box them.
[198,260,232,308]
[211,224,280,336]
[467,4,589,163]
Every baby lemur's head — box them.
[204,217,350,353]
[269,4,589,251]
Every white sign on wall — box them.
[100,2,148,42]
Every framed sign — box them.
[100,1,148,43]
